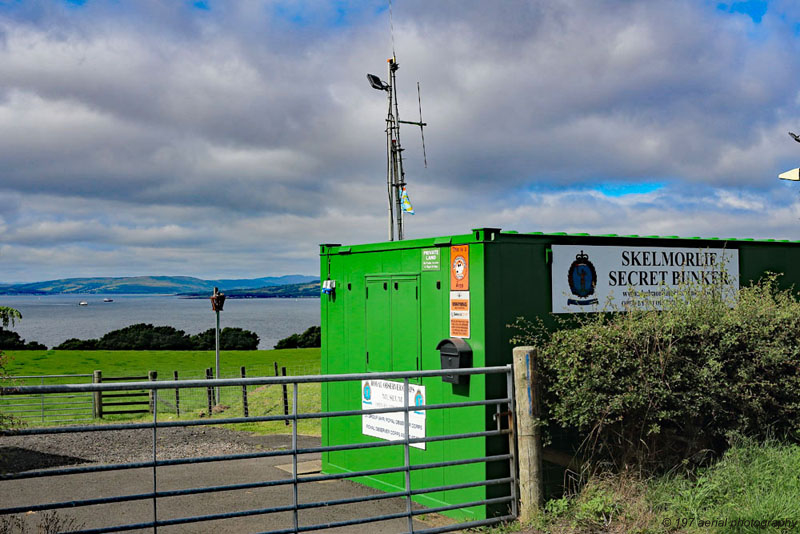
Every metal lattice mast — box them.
[388,57,406,240]
[368,52,427,241]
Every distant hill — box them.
[180,281,321,299]
[0,275,318,295]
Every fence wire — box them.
[1,363,321,425]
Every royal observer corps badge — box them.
[567,250,599,306]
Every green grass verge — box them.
[651,439,800,533]
[2,348,320,378]
[487,440,800,534]
[1,349,321,435]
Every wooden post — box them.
[148,371,157,414]
[241,366,249,417]
[206,368,214,414]
[174,370,180,416]
[93,370,103,419]
[513,346,544,521]
[282,367,289,426]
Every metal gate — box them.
[0,374,94,424]
[0,366,516,533]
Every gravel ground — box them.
[0,426,320,473]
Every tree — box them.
[274,333,301,350]
[298,325,320,347]
[190,328,260,350]
[53,323,261,350]
[220,327,260,350]
[0,329,47,350]
[0,307,22,431]
[0,307,22,328]
[275,325,320,349]
[54,338,99,350]
[189,329,216,350]
[0,307,46,350]
[96,323,193,350]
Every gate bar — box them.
[0,475,514,516]
[1,367,509,395]
[1,429,510,482]
[1,397,509,437]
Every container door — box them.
[359,275,421,492]
[391,276,421,374]
[365,277,392,372]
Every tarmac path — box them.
[1,428,458,533]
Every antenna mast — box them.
[367,56,427,241]
[388,56,405,240]
[367,1,427,241]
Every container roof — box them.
[501,230,797,243]
[320,227,800,254]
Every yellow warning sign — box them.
[450,245,469,291]
[449,290,470,338]
[450,299,469,311]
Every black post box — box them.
[436,337,472,384]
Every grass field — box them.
[1,348,322,434]
[2,348,320,379]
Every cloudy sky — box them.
[1,0,800,282]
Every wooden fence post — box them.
[93,370,103,419]
[148,371,157,414]
[206,368,214,414]
[174,370,180,416]
[241,366,249,418]
[512,346,544,522]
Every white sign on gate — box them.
[362,380,426,450]
[551,245,739,313]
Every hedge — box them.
[511,274,800,472]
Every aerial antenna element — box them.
[366,57,428,241]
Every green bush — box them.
[275,326,320,349]
[190,327,260,351]
[511,274,800,472]
[95,323,194,350]
[53,323,260,350]
[0,328,47,350]
[54,338,99,350]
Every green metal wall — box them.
[321,228,800,519]
[481,230,800,370]
[320,234,494,520]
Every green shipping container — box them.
[320,228,800,520]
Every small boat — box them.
[79,301,88,306]
[103,298,114,302]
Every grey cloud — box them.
[2,1,800,281]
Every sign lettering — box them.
[551,245,739,313]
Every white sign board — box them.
[362,380,426,450]
[551,245,739,313]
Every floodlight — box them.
[367,73,389,91]
[779,168,800,181]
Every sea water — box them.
[1,294,320,350]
